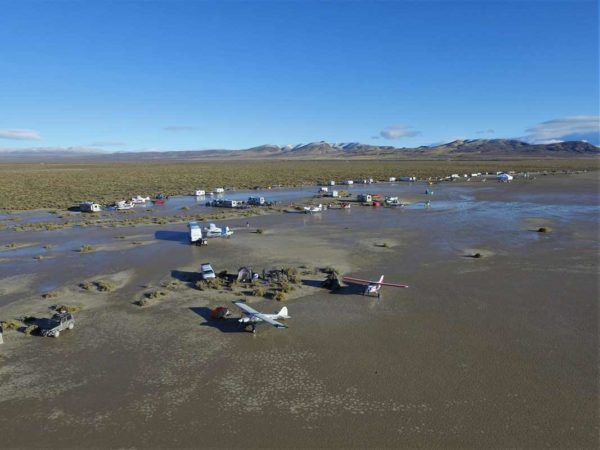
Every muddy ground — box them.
[0,173,598,448]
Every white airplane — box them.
[233,301,291,333]
[303,204,323,214]
[342,275,408,298]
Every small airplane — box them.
[303,204,323,214]
[341,275,408,298]
[232,301,291,333]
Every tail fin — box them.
[378,275,384,285]
[278,306,289,318]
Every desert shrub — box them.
[5,242,17,248]
[0,319,22,331]
[95,280,113,292]
[161,280,180,290]
[538,227,549,233]
[283,268,301,284]
[280,280,295,293]
[145,290,166,299]
[55,305,81,313]
[252,286,266,297]
[135,298,150,307]
[33,255,45,260]
[195,281,207,290]
[207,278,223,289]
[472,253,482,258]
[42,291,58,299]
[80,281,93,290]
[79,245,95,253]
[323,266,339,275]
[274,291,286,302]
[24,324,39,335]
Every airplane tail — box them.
[278,306,290,319]
[378,275,384,285]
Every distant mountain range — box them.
[1,139,598,162]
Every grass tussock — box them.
[55,304,81,313]
[42,291,59,299]
[135,298,150,307]
[161,280,180,290]
[145,290,167,299]
[0,319,22,331]
[79,244,96,253]
[252,286,267,297]
[80,280,113,292]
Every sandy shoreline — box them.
[0,173,598,448]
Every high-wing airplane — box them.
[232,301,291,333]
[342,275,408,298]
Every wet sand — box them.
[0,173,598,448]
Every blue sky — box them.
[0,0,598,151]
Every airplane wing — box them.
[342,276,372,285]
[233,301,259,315]
[254,313,288,329]
[379,282,409,288]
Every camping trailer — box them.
[80,202,101,213]
[248,196,265,205]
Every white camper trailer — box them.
[80,202,102,213]
[215,188,225,194]
[195,190,206,196]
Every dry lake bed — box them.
[0,173,598,448]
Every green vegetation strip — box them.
[0,160,596,211]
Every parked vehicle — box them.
[116,200,134,210]
[40,312,75,338]
[80,201,102,213]
[200,263,216,280]
[188,221,203,244]
[131,195,150,204]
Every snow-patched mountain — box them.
[1,140,597,161]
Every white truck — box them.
[188,221,204,245]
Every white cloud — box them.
[380,124,420,140]
[476,129,495,134]
[524,116,599,145]
[0,128,41,141]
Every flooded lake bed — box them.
[0,173,598,448]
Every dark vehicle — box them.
[40,312,75,338]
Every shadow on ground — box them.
[301,279,365,296]
[189,307,246,333]
[155,230,189,244]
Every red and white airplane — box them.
[342,275,408,298]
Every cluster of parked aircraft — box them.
[228,274,408,334]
